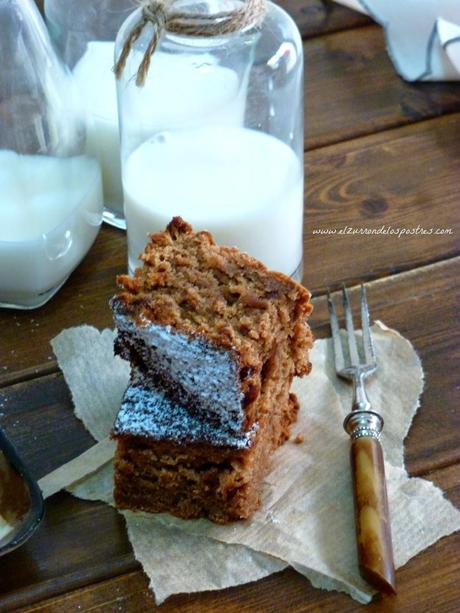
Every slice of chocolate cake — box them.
[111,217,313,523]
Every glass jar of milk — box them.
[116,0,304,280]
[45,0,132,230]
[0,0,103,310]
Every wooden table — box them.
[1,1,459,611]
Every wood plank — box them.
[280,0,371,39]
[303,114,460,295]
[305,26,460,150]
[15,463,460,612]
[0,497,136,613]
[0,373,98,475]
[33,0,372,40]
[0,258,458,611]
[1,114,459,385]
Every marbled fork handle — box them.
[351,437,395,593]
[345,412,396,594]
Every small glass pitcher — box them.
[45,0,134,229]
[116,0,304,280]
[0,0,103,309]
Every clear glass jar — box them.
[0,0,103,310]
[116,0,304,280]
[45,0,133,229]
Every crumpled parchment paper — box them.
[47,322,460,604]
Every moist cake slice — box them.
[111,217,313,522]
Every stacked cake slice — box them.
[111,217,313,523]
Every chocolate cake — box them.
[111,217,313,523]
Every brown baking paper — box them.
[49,322,460,604]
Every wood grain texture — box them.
[1,115,460,386]
[305,26,460,150]
[304,114,460,295]
[0,497,136,613]
[0,258,458,611]
[14,463,460,613]
[280,0,371,39]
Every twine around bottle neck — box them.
[114,0,267,86]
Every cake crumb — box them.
[294,434,304,445]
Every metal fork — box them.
[328,285,396,595]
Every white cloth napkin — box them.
[334,0,460,80]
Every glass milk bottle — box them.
[45,0,133,229]
[116,0,304,280]
[0,0,103,310]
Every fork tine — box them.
[327,289,345,372]
[360,284,376,366]
[342,285,360,367]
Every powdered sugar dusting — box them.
[113,369,257,449]
[112,302,245,436]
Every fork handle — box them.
[344,411,396,595]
